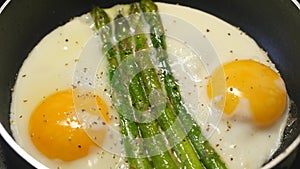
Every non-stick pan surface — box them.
[0,0,299,168]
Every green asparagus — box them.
[129,3,205,169]
[139,0,227,169]
[114,11,179,169]
[91,7,152,169]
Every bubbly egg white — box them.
[10,2,288,169]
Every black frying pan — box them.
[0,0,299,168]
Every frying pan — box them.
[0,0,299,168]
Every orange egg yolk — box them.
[207,60,287,127]
[29,89,109,161]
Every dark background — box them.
[0,0,299,168]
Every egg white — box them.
[10,2,289,169]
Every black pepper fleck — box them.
[226,121,232,129]
[206,125,210,131]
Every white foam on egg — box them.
[229,98,253,120]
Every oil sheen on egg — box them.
[10,2,289,169]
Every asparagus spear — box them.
[129,3,205,169]
[139,1,227,169]
[91,7,152,169]
[114,11,179,169]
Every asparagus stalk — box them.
[114,11,179,169]
[139,1,227,169]
[129,3,205,169]
[91,7,152,169]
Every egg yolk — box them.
[207,59,287,127]
[29,89,109,161]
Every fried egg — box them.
[158,3,289,169]
[10,6,128,169]
[10,2,289,169]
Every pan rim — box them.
[291,0,300,9]
[262,135,300,169]
[0,0,10,14]
[0,123,47,168]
